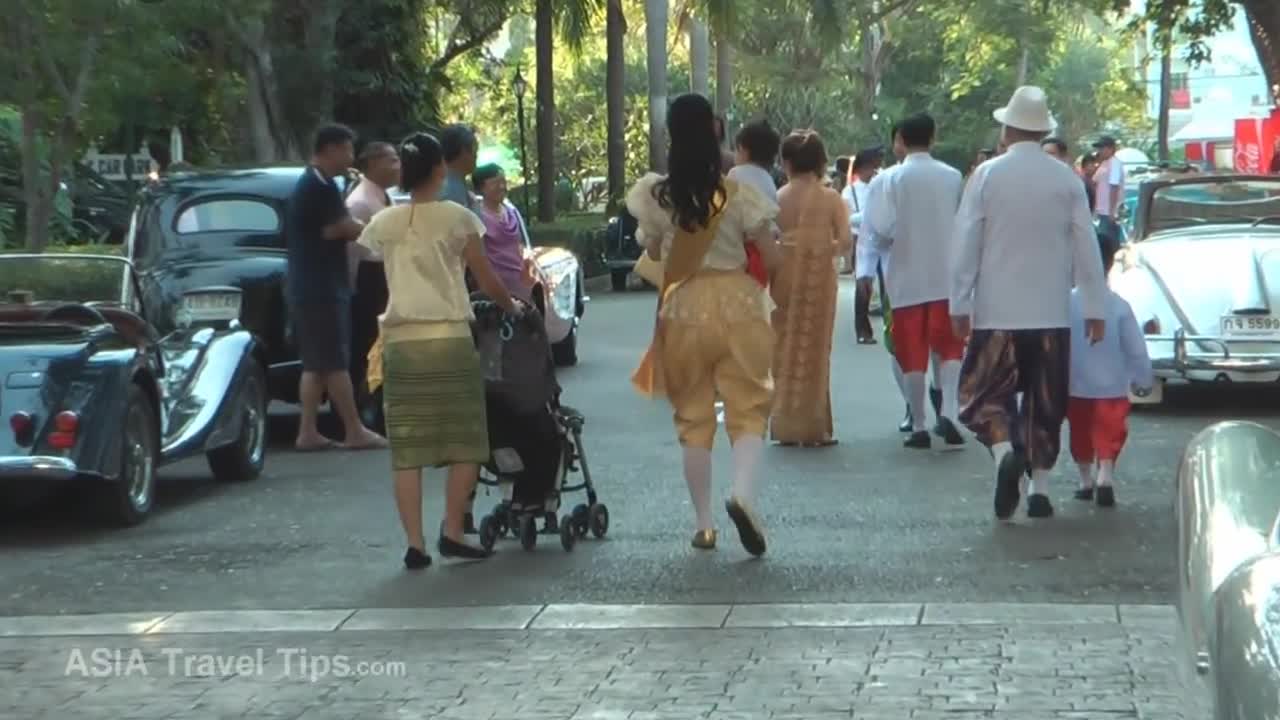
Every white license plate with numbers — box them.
[1221,315,1280,341]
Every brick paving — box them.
[0,614,1189,719]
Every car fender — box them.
[158,326,260,462]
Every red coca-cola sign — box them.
[1236,113,1280,174]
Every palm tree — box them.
[533,0,603,222]
[606,0,626,212]
[644,0,669,171]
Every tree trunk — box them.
[605,0,627,213]
[1016,47,1030,86]
[235,15,299,162]
[19,107,53,252]
[299,0,343,154]
[1157,42,1172,163]
[644,0,669,172]
[535,0,556,222]
[690,19,710,95]
[1242,0,1279,94]
[714,35,732,149]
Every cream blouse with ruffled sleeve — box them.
[625,173,778,271]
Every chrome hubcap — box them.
[126,409,153,509]
[245,377,265,466]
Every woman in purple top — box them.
[473,164,534,302]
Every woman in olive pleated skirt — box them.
[357,131,524,570]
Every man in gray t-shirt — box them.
[439,125,480,213]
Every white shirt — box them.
[727,164,778,204]
[950,141,1107,329]
[1092,157,1125,217]
[842,179,880,280]
[865,152,963,307]
[1069,288,1153,398]
[345,179,389,288]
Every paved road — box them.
[1,278,1273,614]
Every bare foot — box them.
[295,435,337,452]
[343,429,388,450]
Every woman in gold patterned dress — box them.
[769,131,852,446]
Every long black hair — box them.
[653,93,725,232]
[398,132,444,191]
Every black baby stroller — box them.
[467,294,608,552]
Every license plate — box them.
[1221,315,1280,340]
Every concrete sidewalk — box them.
[0,603,1186,720]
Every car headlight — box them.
[176,287,242,326]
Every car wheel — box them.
[552,326,578,367]
[207,364,267,482]
[611,269,628,292]
[104,385,158,526]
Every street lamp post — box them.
[513,66,532,221]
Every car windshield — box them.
[1147,179,1280,236]
[0,255,131,306]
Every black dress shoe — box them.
[899,408,913,433]
[929,385,942,416]
[403,547,432,570]
[994,450,1024,520]
[933,417,965,448]
[1026,493,1054,518]
[1073,487,1095,501]
[904,430,931,449]
[1096,486,1116,507]
[438,536,493,560]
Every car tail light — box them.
[1143,318,1160,335]
[49,411,78,450]
[9,412,33,446]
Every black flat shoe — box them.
[904,430,931,449]
[994,450,1024,520]
[899,408,913,433]
[403,547,432,570]
[438,536,492,560]
[725,498,766,557]
[1026,493,1054,518]
[933,417,965,448]
[1074,487,1095,501]
[1096,486,1116,508]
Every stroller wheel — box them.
[571,504,590,537]
[559,515,576,552]
[479,515,499,551]
[519,515,538,551]
[589,503,610,539]
[491,505,510,537]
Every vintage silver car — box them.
[1109,174,1280,404]
[1175,420,1280,719]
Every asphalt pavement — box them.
[1,277,1273,615]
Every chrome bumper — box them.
[1148,330,1280,375]
[0,455,83,481]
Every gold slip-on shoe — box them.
[691,529,717,549]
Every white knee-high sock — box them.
[992,441,1013,466]
[939,360,962,420]
[730,435,764,505]
[905,372,927,431]
[682,447,713,531]
[1097,459,1115,486]
[891,357,909,404]
[1077,462,1095,489]
[1029,469,1049,496]
[930,352,942,389]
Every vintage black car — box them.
[603,208,641,291]
[0,254,266,525]
[126,167,337,404]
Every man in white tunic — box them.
[866,113,966,450]
[950,86,1108,520]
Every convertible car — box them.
[1174,420,1280,719]
[386,186,587,366]
[0,254,266,526]
[1108,173,1280,404]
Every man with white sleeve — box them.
[950,86,1108,521]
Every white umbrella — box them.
[169,126,184,165]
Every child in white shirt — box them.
[1066,234,1153,507]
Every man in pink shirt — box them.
[346,141,400,412]
[1091,136,1125,245]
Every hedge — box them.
[527,212,609,278]
[0,245,127,303]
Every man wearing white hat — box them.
[949,86,1107,521]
